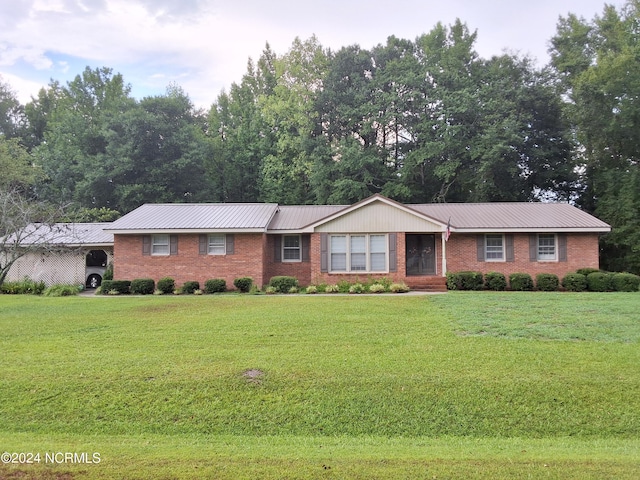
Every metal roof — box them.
[10,223,113,246]
[268,205,347,231]
[103,196,610,235]
[106,203,279,233]
[410,202,611,232]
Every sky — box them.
[0,0,626,109]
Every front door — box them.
[406,234,436,275]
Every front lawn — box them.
[1,293,638,479]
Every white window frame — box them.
[329,234,388,273]
[485,234,504,262]
[208,234,226,255]
[151,234,170,256]
[282,235,301,262]
[537,234,557,261]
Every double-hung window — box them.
[282,235,301,262]
[485,234,504,261]
[208,234,226,255]
[329,234,387,272]
[537,234,556,261]
[151,234,170,255]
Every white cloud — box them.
[0,0,629,108]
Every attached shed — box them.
[5,223,114,288]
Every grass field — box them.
[0,292,638,479]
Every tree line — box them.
[1,1,639,273]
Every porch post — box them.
[441,232,447,277]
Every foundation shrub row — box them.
[447,270,640,292]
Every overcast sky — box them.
[0,0,625,108]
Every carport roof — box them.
[12,223,113,246]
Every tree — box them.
[0,188,70,288]
[550,1,640,272]
[0,137,43,191]
[0,76,25,139]
[33,67,136,207]
[88,85,212,212]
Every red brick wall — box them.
[445,233,601,278]
[113,233,266,290]
[263,235,312,286]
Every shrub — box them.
[204,278,226,294]
[265,286,277,294]
[194,289,203,295]
[368,283,386,293]
[181,281,200,294]
[269,276,299,293]
[157,277,175,294]
[325,284,339,293]
[612,272,640,292]
[100,280,131,295]
[536,273,559,292]
[562,273,587,292]
[390,282,410,293]
[43,284,81,297]
[349,283,365,294]
[484,272,507,291]
[446,271,483,291]
[131,278,155,295]
[233,277,253,293]
[587,272,614,292]
[103,262,114,281]
[305,285,318,294]
[0,278,46,295]
[509,273,534,291]
[337,280,352,293]
[288,286,299,294]
[576,268,600,277]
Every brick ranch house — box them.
[104,194,611,291]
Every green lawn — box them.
[1,292,639,479]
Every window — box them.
[329,234,388,272]
[537,234,556,261]
[208,234,226,255]
[330,235,347,271]
[152,234,170,255]
[485,234,504,261]
[283,235,301,261]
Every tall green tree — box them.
[90,85,212,212]
[259,36,329,204]
[33,67,136,206]
[550,1,640,272]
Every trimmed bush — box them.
[484,272,507,291]
[233,277,253,293]
[612,272,640,292]
[269,276,299,293]
[100,280,131,295]
[368,283,386,293]
[131,278,155,295]
[181,281,200,294]
[509,273,534,291]
[576,268,600,277]
[157,277,175,294]
[390,282,410,293]
[562,273,587,292]
[204,278,226,294]
[587,272,614,292]
[536,273,559,292]
[446,271,483,291]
